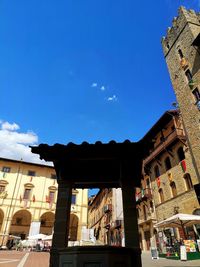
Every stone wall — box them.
[161,6,200,180]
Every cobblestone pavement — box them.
[0,250,200,267]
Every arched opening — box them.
[158,188,164,203]
[170,181,177,197]
[0,208,4,232]
[154,165,160,178]
[10,210,32,240]
[178,48,184,59]
[183,173,193,190]
[69,214,79,241]
[40,212,55,235]
[150,201,154,212]
[165,157,172,171]
[177,147,185,162]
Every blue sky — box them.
[0,1,199,165]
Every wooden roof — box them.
[31,140,149,188]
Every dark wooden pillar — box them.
[50,179,72,267]
[121,177,141,267]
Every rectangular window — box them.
[28,170,36,176]
[143,205,147,221]
[23,188,31,200]
[71,194,76,205]
[178,49,184,59]
[0,185,5,193]
[146,178,150,188]
[49,191,55,203]
[185,69,192,82]
[192,88,200,102]
[2,167,11,173]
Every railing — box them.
[103,204,112,213]
[136,188,152,202]
[144,128,185,165]
[138,210,157,224]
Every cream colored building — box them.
[88,188,124,247]
[0,157,88,246]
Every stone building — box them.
[88,188,124,247]
[161,6,200,182]
[135,175,157,251]
[142,110,200,250]
[87,110,200,252]
[0,157,88,247]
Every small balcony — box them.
[144,128,185,165]
[103,204,112,213]
[138,210,157,225]
[136,188,152,203]
[115,219,123,228]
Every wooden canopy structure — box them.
[31,139,150,267]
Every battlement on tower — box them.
[161,6,200,55]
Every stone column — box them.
[50,179,72,267]
[121,180,141,267]
[150,222,156,248]
[140,226,145,251]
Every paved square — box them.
[1,251,200,267]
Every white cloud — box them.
[100,86,106,91]
[0,120,52,166]
[91,82,97,87]
[107,95,117,102]
[1,122,20,131]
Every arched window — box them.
[154,165,160,178]
[136,208,139,218]
[177,147,185,162]
[165,157,172,171]
[158,188,164,203]
[150,201,154,212]
[184,173,193,190]
[170,182,177,197]
[23,183,34,200]
[143,205,147,221]
[178,48,184,59]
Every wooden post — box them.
[121,177,142,267]
[50,179,72,267]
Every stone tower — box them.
[161,6,200,182]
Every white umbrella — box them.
[154,213,200,239]
[21,239,36,247]
[155,213,200,228]
[42,234,52,241]
[27,233,47,240]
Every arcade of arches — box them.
[1,210,79,242]
[40,212,55,235]
[10,210,32,240]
